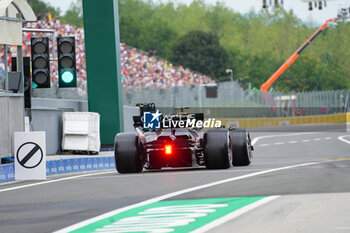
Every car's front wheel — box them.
[229,128,252,166]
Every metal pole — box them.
[51,32,56,60]
[226,69,233,107]
[4,44,8,91]
[172,87,176,109]
[17,46,24,93]
[17,45,26,132]
[22,28,55,33]
[198,85,202,109]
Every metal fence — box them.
[123,81,350,117]
[123,81,245,108]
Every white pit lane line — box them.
[338,135,350,144]
[251,132,315,146]
[54,161,323,233]
[252,132,335,147]
[259,144,270,147]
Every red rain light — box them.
[165,145,172,155]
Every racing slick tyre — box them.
[229,128,252,166]
[114,133,143,173]
[203,129,231,169]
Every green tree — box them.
[169,30,230,80]
[275,55,349,92]
[118,0,153,49]
[27,0,60,18]
[118,0,178,57]
[142,17,178,58]
[61,0,83,27]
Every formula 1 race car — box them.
[114,103,253,173]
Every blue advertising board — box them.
[0,156,115,183]
[46,156,115,176]
[0,164,15,183]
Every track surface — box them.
[0,126,349,233]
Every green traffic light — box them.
[61,70,74,83]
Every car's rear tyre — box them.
[204,129,231,169]
[229,128,252,166]
[114,133,143,173]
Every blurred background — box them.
[0,0,349,116]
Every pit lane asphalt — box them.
[0,125,349,233]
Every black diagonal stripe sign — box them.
[16,142,43,169]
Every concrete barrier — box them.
[0,156,116,183]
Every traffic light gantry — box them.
[57,37,77,88]
[31,36,77,88]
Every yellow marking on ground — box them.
[314,158,350,162]
[220,112,349,128]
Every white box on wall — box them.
[62,112,100,152]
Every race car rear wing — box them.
[133,103,156,128]
[136,103,156,116]
[133,103,204,129]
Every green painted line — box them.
[71,196,266,233]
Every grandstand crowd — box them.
[0,15,213,92]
